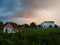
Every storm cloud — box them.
[0,0,60,25]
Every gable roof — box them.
[4,22,19,28]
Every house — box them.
[3,22,19,33]
[41,21,55,28]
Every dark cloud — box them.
[0,0,57,17]
[0,0,60,25]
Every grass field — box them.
[0,28,60,45]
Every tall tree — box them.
[30,22,36,28]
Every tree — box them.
[54,24,58,28]
[19,24,29,28]
[0,21,4,29]
[39,25,42,28]
[23,24,29,28]
[30,22,36,28]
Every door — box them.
[6,29,8,33]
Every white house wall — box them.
[3,27,13,33]
[41,23,55,28]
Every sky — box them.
[0,0,60,25]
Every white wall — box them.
[41,23,55,28]
[3,27,13,33]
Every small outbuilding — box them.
[3,22,19,33]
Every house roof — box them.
[43,21,54,23]
[4,22,19,28]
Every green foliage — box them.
[0,28,60,45]
[30,22,36,28]
[0,21,4,29]
[54,25,58,28]
[23,24,29,28]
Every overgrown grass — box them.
[0,28,60,45]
